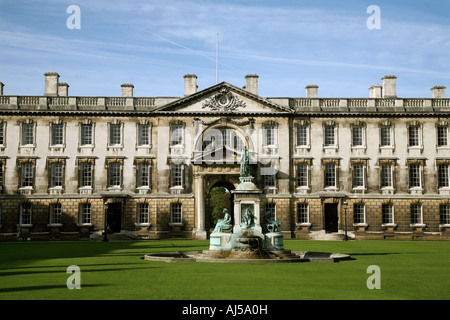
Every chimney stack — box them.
[369,84,382,98]
[244,74,259,95]
[431,85,446,98]
[382,75,397,98]
[0,82,4,95]
[44,72,60,96]
[121,83,134,97]
[184,74,198,96]
[305,84,318,98]
[58,82,69,97]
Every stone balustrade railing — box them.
[0,96,178,111]
[0,96,448,113]
[290,98,450,112]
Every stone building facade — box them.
[0,73,449,241]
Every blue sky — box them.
[0,0,449,98]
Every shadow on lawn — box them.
[347,252,401,256]
[0,265,158,277]
[0,284,110,293]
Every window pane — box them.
[264,125,276,146]
[324,125,335,146]
[81,124,93,145]
[171,125,183,146]
[81,204,91,224]
[297,163,308,187]
[171,164,182,187]
[137,163,150,187]
[108,162,121,187]
[138,124,149,146]
[438,165,449,188]
[382,204,393,224]
[0,124,4,145]
[352,127,363,146]
[21,163,34,187]
[437,126,448,147]
[109,124,121,145]
[20,204,32,225]
[353,204,365,224]
[409,164,421,188]
[380,164,392,188]
[171,203,182,224]
[138,203,149,224]
[51,124,64,145]
[22,123,34,145]
[50,203,62,224]
[324,163,336,188]
[296,125,307,146]
[408,126,419,146]
[380,127,391,146]
[352,164,364,188]
[51,162,63,187]
[80,163,92,187]
[440,205,450,224]
[297,203,308,223]
[411,204,422,224]
[265,203,276,221]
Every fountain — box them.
[144,147,350,263]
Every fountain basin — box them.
[144,250,351,263]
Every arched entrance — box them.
[206,180,236,232]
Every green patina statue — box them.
[239,146,251,178]
[213,208,232,233]
[264,208,281,233]
[240,206,254,229]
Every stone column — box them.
[194,173,207,240]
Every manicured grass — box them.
[0,239,448,300]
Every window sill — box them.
[18,224,33,228]
[409,188,423,195]
[170,187,184,194]
[136,145,152,150]
[48,223,63,228]
[136,187,151,194]
[135,222,150,226]
[107,187,123,192]
[78,187,93,195]
[18,187,34,195]
[49,187,64,195]
[169,223,183,227]
[295,187,310,194]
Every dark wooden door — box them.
[324,203,338,233]
[107,203,122,233]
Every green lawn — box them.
[0,239,448,300]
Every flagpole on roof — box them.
[216,33,219,84]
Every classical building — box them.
[0,72,449,241]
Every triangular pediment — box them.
[154,82,292,114]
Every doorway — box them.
[107,203,122,233]
[207,180,236,231]
[324,203,338,233]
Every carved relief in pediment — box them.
[202,86,246,112]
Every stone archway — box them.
[206,179,237,232]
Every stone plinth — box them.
[209,232,232,250]
[264,232,284,251]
